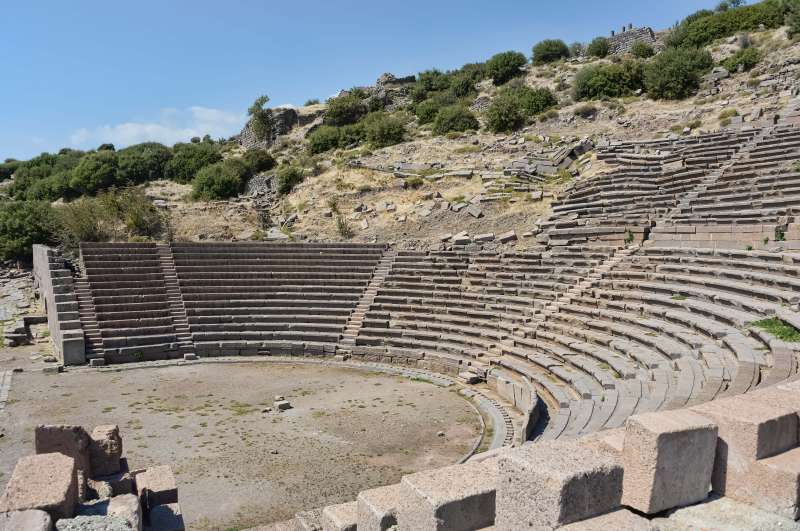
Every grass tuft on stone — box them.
[752,318,800,342]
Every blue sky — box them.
[1,0,714,161]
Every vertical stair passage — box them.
[340,248,397,346]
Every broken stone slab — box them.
[321,501,357,531]
[439,233,453,242]
[35,425,91,481]
[474,233,494,243]
[0,510,52,531]
[451,202,468,212]
[495,440,622,530]
[0,453,78,519]
[148,503,185,531]
[108,494,142,531]
[464,205,483,219]
[458,372,481,384]
[357,483,402,531]
[497,230,517,244]
[135,465,177,510]
[621,410,718,515]
[397,460,496,531]
[55,515,130,531]
[90,425,123,477]
[653,493,800,531]
[274,400,292,411]
[452,233,471,245]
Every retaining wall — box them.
[32,245,85,365]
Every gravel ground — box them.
[0,362,482,530]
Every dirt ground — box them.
[0,362,482,530]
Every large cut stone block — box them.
[89,425,123,477]
[135,465,177,509]
[357,483,402,531]
[35,425,91,481]
[495,441,622,530]
[321,501,357,531]
[148,503,185,531]
[0,453,78,519]
[108,494,142,531]
[397,460,496,531]
[0,509,52,531]
[692,396,798,463]
[621,410,717,514]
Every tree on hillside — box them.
[248,95,274,143]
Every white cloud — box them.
[69,107,247,149]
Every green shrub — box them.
[117,142,173,185]
[100,187,165,238]
[276,165,304,195]
[9,150,85,200]
[644,48,713,100]
[0,160,20,181]
[448,73,477,98]
[457,62,487,83]
[307,125,342,154]
[191,160,248,200]
[667,0,784,48]
[417,69,451,92]
[432,106,479,135]
[569,42,585,57]
[56,196,117,246]
[69,150,120,195]
[574,104,598,118]
[586,37,610,58]
[164,142,221,184]
[25,172,72,201]
[485,51,528,85]
[242,149,276,174]
[788,0,800,37]
[631,41,655,58]
[573,60,645,100]
[499,82,558,116]
[0,201,56,261]
[486,96,525,133]
[532,39,570,65]
[338,123,366,147]
[362,112,406,147]
[324,93,367,126]
[405,176,424,189]
[248,95,274,142]
[415,99,443,125]
[304,98,320,106]
[722,47,762,72]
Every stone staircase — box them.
[74,277,104,361]
[340,249,397,346]
[156,244,195,359]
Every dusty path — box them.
[0,362,482,530]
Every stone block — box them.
[621,410,717,514]
[0,510,52,531]
[148,503,185,531]
[321,501,357,531]
[557,508,650,530]
[108,494,142,531]
[55,515,129,530]
[357,483,402,531]
[746,447,800,520]
[497,230,517,243]
[35,425,91,481]
[89,425,123,477]
[0,453,78,519]
[135,465,177,509]
[274,400,292,411]
[398,460,496,531]
[495,441,622,530]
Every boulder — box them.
[135,466,177,510]
[35,425,91,482]
[321,501,357,531]
[0,510,52,531]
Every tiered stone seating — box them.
[652,125,800,249]
[170,242,385,356]
[79,242,186,363]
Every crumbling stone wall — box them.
[237,107,299,150]
[607,25,657,55]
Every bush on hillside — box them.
[667,0,784,48]
[0,201,56,262]
[502,83,558,116]
[304,98,320,106]
[191,160,248,200]
[307,126,343,154]
[485,51,528,85]
[573,60,645,100]
[458,62,487,83]
[248,95,274,142]
[276,165,304,195]
[338,123,366,147]
[485,96,526,133]
[644,48,713,100]
[631,41,655,58]
[432,106,479,135]
[117,142,173,185]
[722,47,763,72]
[164,142,222,184]
[242,149,276,174]
[448,72,477,98]
[362,113,406,147]
[415,99,443,125]
[569,42,585,57]
[532,39,570,65]
[586,37,610,58]
[324,93,367,126]
[417,69,451,93]
[0,160,20,181]
[788,0,800,37]
[98,187,166,239]
[69,150,120,195]
[25,172,72,202]
[9,150,85,200]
